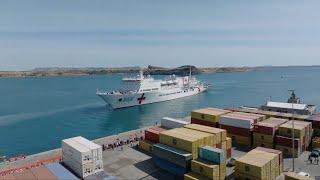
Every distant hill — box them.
[0,65,253,78]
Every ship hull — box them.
[97,87,206,109]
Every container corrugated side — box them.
[184,124,227,143]
[253,141,273,149]
[235,151,273,180]
[159,129,201,158]
[139,140,154,153]
[191,159,219,180]
[184,172,211,180]
[199,146,225,164]
[219,115,254,129]
[275,145,301,158]
[161,117,190,129]
[220,124,251,137]
[278,121,306,139]
[191,108,230,123]
[253,132,274,144]
[226,137,232,149]
[178,128,215,146]
[255,147,283,173]
[228,134,252,146]
[153,143,192,168]
[191,118,217,128]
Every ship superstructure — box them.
[96,70,208,109]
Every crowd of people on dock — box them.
[101,131,144,151]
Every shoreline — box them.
[0,66,253,78]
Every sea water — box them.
[0,66,320,156]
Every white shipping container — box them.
[63,156,94,178]
[93,160,104,174]
[161,117,190,129]
[219,115,254,129]
[62,140,93,164]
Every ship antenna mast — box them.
[188,66,192,89]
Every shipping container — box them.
[232,112,266,122]
[153,155,188,177]
[177,128,215,146]
[275,145,301,158]
[199,146,225,164]
[229,134,252,146]
[139,140,154,153]
[219,163,226,180]
[278,121,306,139]
[254,118,288,135]
[220,114,255,129]
[191,118,217,127]
[145,127,166,143]
[253,133,274,144]
[191,108,230,123]
[283,172,314,180]
[29,166,58,180]
[255,147,283,176]
[253,141,273,149]
[184,172,211,180]
[161,117,190,129]
[235,149,278,180]
[184,124,227,143]
[191,159,219,180]
[153,143,192,168]
[293,120,312,145]
[62,136,103,178]
[227,148,232,159]
[274,135,301,148]
[46,163,79,180]
[220,124,251,137]
[159,129,204,159]
[226,137,232,149]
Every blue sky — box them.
[1,0,320,70]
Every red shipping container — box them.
[254,124,275,135]
[191,118,217,127]
[145,127,165,143]
[227,148,232,159]
[220,124,251,137]
[274,135,301,147]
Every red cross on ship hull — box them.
[137,93,146,104]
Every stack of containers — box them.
[157,128,215,177]
[293,120,313,149]
[191,108,231,127]
[255,147,283,176]
[253,118,288,148]
[199,146,226,180]
[161,117,190,129]
[235,149,280,180]
[184,124,232,159]
[189,159,220,180]
[153,143,193,176]
[275,120,309,158]
[139,126,166,153]
[62,136,103,178]
[219,112,265,146]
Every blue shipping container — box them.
[46,162,78,180]
[153,156,189,177]
[199,146,225,164]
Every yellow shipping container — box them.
[159,128,208,159]
[191,108,230,123]
[253,141,274,149]
[219,163,226,180]
[226,137,232,149]
[228,133,251,146]
[235,149,278,180]
[178,128,215,145]
[138,140,154,153]
[184,124,227,143]
[278,121,306,140]
[184,172,211,180]
[253,132,274,144]
[221,141,227,151]
[191,159,220,180]
[283,172,314,180]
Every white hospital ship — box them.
[96,70,208,109]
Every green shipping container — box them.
[153,143,193,168]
